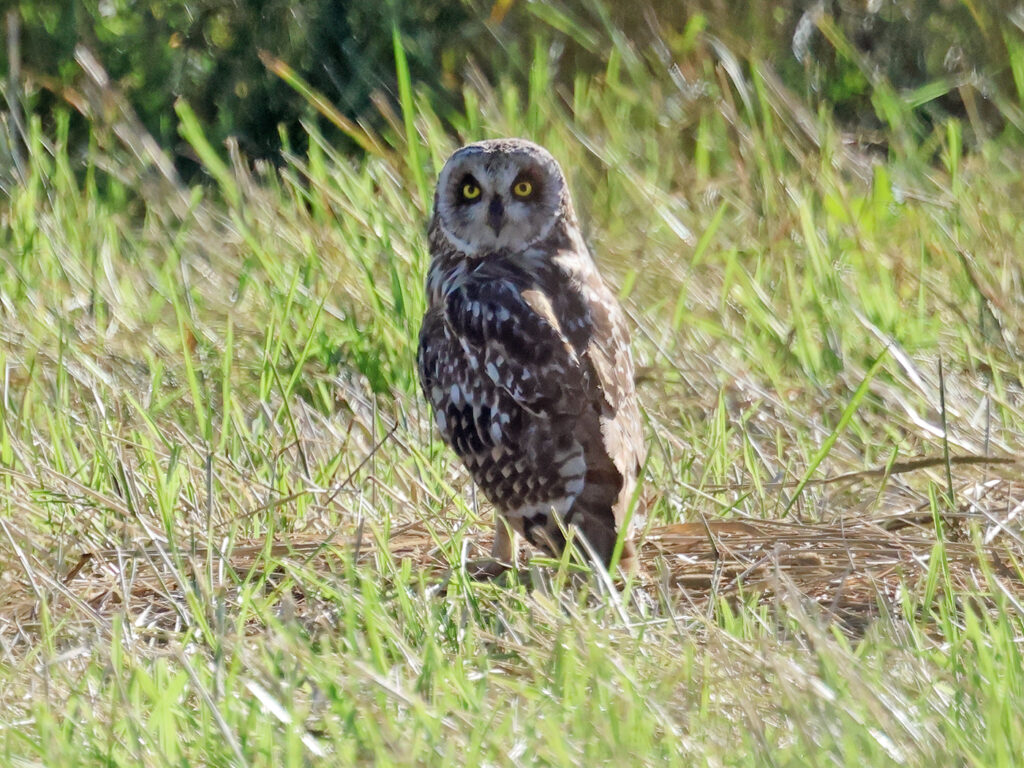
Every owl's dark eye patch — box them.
[457,174,482,204]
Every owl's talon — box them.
[464,558,511,580]
[434,559,533,591]
[433,559,510,593]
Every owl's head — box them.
[432,139,570,256]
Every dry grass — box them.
[3,465,1021,651]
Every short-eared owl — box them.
[417,138,644,576]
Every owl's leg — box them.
[490,514,516,562]
[463,515,518,580]
[614,538,639,576]
[571,513,639,577]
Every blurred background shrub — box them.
[4,0,1024,175]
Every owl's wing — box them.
[587,297,646,462]
[556,263,646,476]
[576,280,632,406]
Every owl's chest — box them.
[425,347,522,458]
[427,362,579,510]
[421,321,585,505]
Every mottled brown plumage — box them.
[417,139,644,575]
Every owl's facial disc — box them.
[435,140,565,256]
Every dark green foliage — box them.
[10,0,484,169]
[6,1,1024,170]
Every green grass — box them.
[3,21,1024,768]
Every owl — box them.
[417,138,644,577]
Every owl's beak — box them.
[487,196,504,234]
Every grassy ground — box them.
[2,26,1024,768]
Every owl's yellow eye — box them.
[461,183,481,200]
[513,180,533,197]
